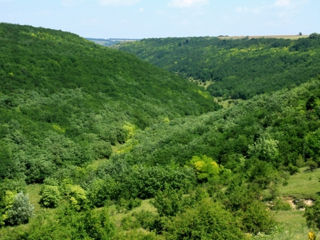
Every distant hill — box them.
[217,34,308,40]
[117,34,320,99]
[86,37,140,46]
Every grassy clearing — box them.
[257,167,320,240]
[25,184,42,213]
[0,184,57,239]
[279,167,320,199]
[86,158,109,171]
[109,199,162,239]
[214,97,244,108]
[110,199,157,228]
[274,210,311,240]
[253,210,319,240]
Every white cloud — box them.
[61,0,78,7]
[235,0,309,26]
[275,0,292,7]
[236,6,263,15]
[99,0,140,6]
[169,0,208,8]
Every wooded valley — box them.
[1,23,320,239]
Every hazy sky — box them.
[0,0,319,38]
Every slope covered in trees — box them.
[0,23,217,183]
[1,23,320,239]
[3,76,319,239]
[117,35,320,99]
[121,77,320,174]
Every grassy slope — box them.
[255,168,320,240]
[280,168,320,199]
[5,182,317,240]
[254,210,314,240]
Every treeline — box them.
[117,34,320,99]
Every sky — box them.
[0,0,319,38]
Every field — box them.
[218,35,308,40]
[253,210,315,240]
[255,167,320,240]
[280,167,320,199]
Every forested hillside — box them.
[1,23,320,240]
[0,23,216,183]
[117,35,320,99]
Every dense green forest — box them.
[0,23,217,183]
[1,23,320,239]
[117,36,320,99]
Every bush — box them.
[165,198,245,240]
[0,179,26,197]
[307,159,318,171]
[153,187,183,217]
[305,198,320,230]
[23,206,114,239]
[94,141,112,159]
[287,163,299,175]
[240,200,275,234]
[40,185,61,208]
[190,155,220,183]
[83,209,115,240]
[121,165,195,199]
[121,215,140,230]
[0,190,15,226]
[126,198,142,210]
[116,198,142,212]
[64,184,88,211]
[87,175,120,207]
[5,192,34,226]
[133,210,157,230]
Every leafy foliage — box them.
[165,198,245,240]
[153,187,184,217]
[305,198,320,230]
[19,206,114,240]
[0,23,216,183]
[39,185,61,208]
[190,155,221,182]
[119,79,320,176]
[4,192,34,226]
[64,184,88,211]
[1,23,320,239]
[240,200,275,234]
